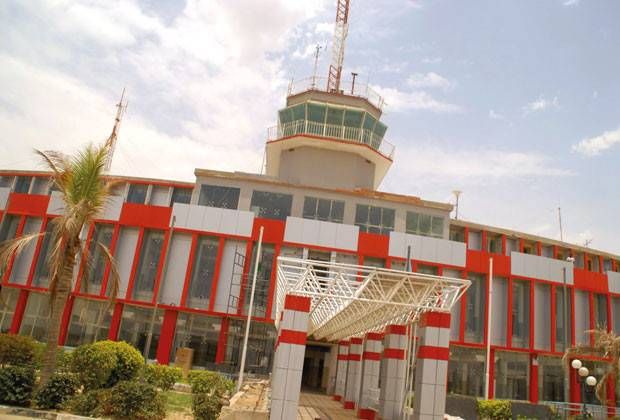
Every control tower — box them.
[265,78,394,191]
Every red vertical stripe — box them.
[108,302,123,340]
[156,309,178,364]
[9,289,28,334]
[488,348,495,399]
[58,295,74,345]
[530,356,539,404]
[215,317,229,364]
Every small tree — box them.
[564,328,619,405]
[0,140,120,386]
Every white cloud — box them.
[563,0,580,6]
[522,95,559,114]
[406,72,454,91]
[572,127,620,156]
[421,56,442,64]
[372,85,462,113]
[314,22,333,35]
[489,109,509,122]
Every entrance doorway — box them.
[302,345,330,392]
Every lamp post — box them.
[570,359,597,419]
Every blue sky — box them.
[1,0,619,253]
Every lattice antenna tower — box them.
[326,0,350,93]
[104,88,128,173]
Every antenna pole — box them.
[351,72,358,95]
[105,88,128,173]
[453,190,462,220]
[311,44,322,89]
[326,0,350,93]
[558,207,563,242]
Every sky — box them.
[1,0,619,253]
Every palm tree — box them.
[0,139,120,385]
[564,328,619,406]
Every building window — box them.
[250,191,292,221]
[364,257,385,268]
[302,197,344,223]
[132,230,165,302]
[13,176,32,194]
[225,320,276,375]
[416,264,438,275]
[405,211,443,238]
[82,224,114,295]
[468,231,482,251]
[19,292,50,341]
[170,187,192,206]
[449,226,465,243]
[187,237,219,310]
[65,298,112,347]
[0,288,19,333]
[33,221,56,287]
[198,185,240,209]
[127,184,148,204]
[464,273,486,343]
[488,235,503,254]
[534,283,551,351]
[171,313,220,369]
[447,346,484,398]
[613,296,620,336]
[538,356,564,402]
[593,293,608,329]
[0,176,13,189]
[555,287,572,351]
[0,214,20,244]
[494,351,529,401]
[491,277,508,346]
[118,305,163,360]
[244,244,275,318]
[511,280,530,348]
[354,204,395,235]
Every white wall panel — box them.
[0,187,9,211]
[389,231,466,267]
[101,196,124,221]
[159,233,192,306]
[608,271,620,294]
[115,228,139,299]
[171,203,254,237]
[283,217,358,252]
[9,218,42,285]
[534,283,551,350]
[47,191,65,215]
[150,186,170,206]
[213,240,247,314]
[510,252,573,284]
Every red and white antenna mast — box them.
[104,88,128,173]
[326,0,350,93]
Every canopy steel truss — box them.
[275,257,471,342]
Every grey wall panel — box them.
[101,196,124,221]
[510,252,573,284]
[47,191,64,215]
[159,233,192,306]
[607,271,620,294]
[389,231,466,267]
[283,217,358,252]
[0,187,9,210]
[213,240,247,314]
[534,283,551,350]
[171,203,254,237]
[491,277,508,346]
[10,218,42,285]
[115,228,139,299]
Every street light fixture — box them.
[571,359,597,419]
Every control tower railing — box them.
[267,120,395,159]
[287,76,385,111]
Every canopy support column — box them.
[412,311,451,420]
[270,294,311,420]
[343,337,363,409]
[358,332,383,420]
[334,340,349,401]
[379,325,407,420]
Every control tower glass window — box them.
[303,196,344,223]
[250,190,292,221]
[198,185,240,209]
[355,204,395,235]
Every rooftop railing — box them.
[267,119,395,159]
[287,76,385,111]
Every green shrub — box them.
[0,366,35,406]
[0,334,38,367]
[188,370,234,397]
[70,340,144,389]
[192,392,223,420]
[106,380,166,420]
[478,399,512,420]
[35,372,79,409]
[143,364,182,391]
[63,388,111,417]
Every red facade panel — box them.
[357,232,389,258]
[119,203,172,229]
[7,193,49,216]
[252,218,285,243]
[573,269,608,293]
[156,309,178,364]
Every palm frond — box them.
[96,241,119,307]
[0,233,46,271]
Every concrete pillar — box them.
[326,345,338,395]
[412,311,451,420]
[358,332,383,420]
[344,337,363,409]
[270,294,311,420]
[334,340,349,402]
[379,325,407,420]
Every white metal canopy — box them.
[275,257,471,342]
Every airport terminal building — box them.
[0,77,619,412]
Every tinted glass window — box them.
[198,185,240,209]
[326,107,344,125]
[303,196,344,223]
[132,230,164,302]
[82,224,114,294]
[307,103,326,123]
[187,237,219,309]
[250,191,292,220]
[127,184,148,204]
[170,187,192,206]
[33,221,56,287]
[406,211,444,238]
[0,177,13,189]
[355,204,395,235]
[0,215,20,244]
[14,176,32,194]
